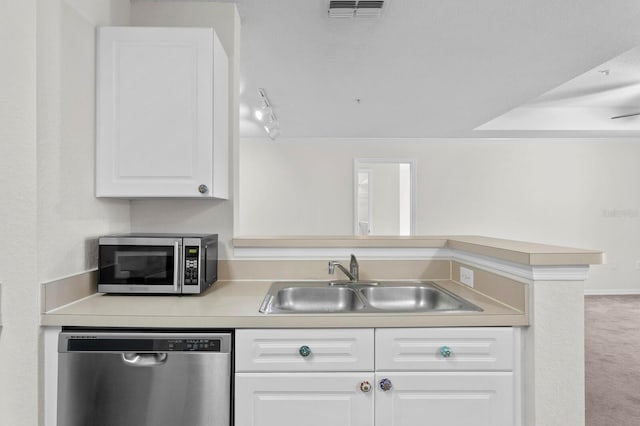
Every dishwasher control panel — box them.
[60,332,231,353]
[167,339,220,351]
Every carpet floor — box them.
[586,295,640,426]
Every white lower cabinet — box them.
[235,328,520,426]
[374,372,514,426]
[235,373,374,426]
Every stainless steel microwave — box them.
[98,233,218,294]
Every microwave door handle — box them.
[173,242,180,292]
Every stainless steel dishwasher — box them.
[57,330,232,426]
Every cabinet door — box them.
[375,372,515,426]
[235,373,374,426]
[96,27,228,198]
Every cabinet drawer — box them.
[376,327,515,371]
[236,329,374,372]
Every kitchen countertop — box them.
[42,235,604,329]
[41,279,527,328]
[234,235,604,266]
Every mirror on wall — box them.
[354,159,415,236]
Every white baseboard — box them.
[584,289,640,296]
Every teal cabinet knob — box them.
[299,345,311,357]
[440,346,453,358]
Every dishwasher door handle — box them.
[122,353,168,367]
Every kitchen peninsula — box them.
[42,236,603,426]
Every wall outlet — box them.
[636,260,640,270]
[460,267,474,287]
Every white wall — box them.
[1,2,130,425]
[0,2,39,425]
[239,137,640,292]
[128,1,241,259]
[37,0,130,282]
[239,139,354,235]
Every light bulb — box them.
[263,121,280,140]
[267,126,281,140]
[255,106,275,123]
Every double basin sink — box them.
[259,280,482,314]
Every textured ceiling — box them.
[478,46,640,132]
[226,0,640,138]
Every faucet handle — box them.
[328,261,336,274]
[349,254,359,281]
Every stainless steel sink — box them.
[263,285,365,313]
[259,281,482,314]
[358,285,481,312]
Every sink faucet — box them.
[328,254,359,282]
[349,254,359,282]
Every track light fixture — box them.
[256,88,280,140]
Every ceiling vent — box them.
[328,0,388,19]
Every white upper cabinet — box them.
[96,26,229,198]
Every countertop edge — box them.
[41,314,528,328]
[233,235,604,266]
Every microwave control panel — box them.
[184,246,199,285]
